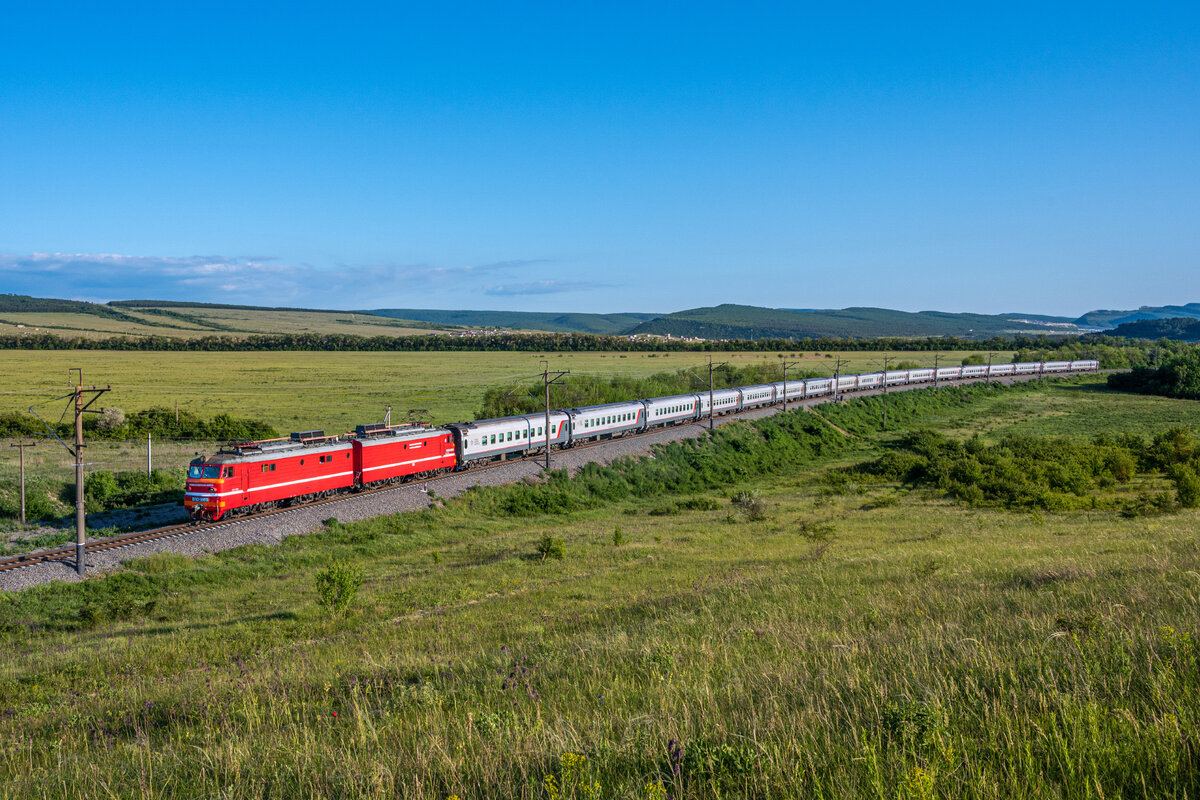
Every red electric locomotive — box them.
[185,424,457,521]
[185,430,355,520]
[350,422,457,487]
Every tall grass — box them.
[1,380,1198,797]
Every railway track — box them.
[0,371,1075,575]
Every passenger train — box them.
[184,358,1098,520]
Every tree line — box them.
[0,330,1181,359]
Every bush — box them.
[848,426,1200,512]
[1173,466,1200,509]
[612,527,625,547]
[730,489,768,521]
[536,535,565,560]
[96,406,125,431]
[84,469,181,512]
[314,561,363,616]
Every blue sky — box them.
[1,2,1197,315]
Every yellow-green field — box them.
[0,349,998,434]
[0,308,447,340]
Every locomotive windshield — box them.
[188,465,221,479]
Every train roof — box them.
[446,411,568,431]
[197,438,352,464]
[351,423,451,444]
[569,400,647,413]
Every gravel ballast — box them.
[0,374,1050,591]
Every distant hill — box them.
[111,299,356,314]
[0,293,134,320]
[1075,303,1200,328]
[0,295,449,339]
[366,308,660,334]
[626,304,1083,340]
[1105,317,1200,341]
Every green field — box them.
[1,376,1199,797]
[0,349,996,532]
[0,349,999,433]
[0,307,448,340]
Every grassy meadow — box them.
[0,349,998,433]
[0,349,994,536]
[0,307,448,340]
[0,377,1198,797]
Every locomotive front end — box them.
[184,457,231,521]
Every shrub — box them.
[314,561,363,616]
[536,535,565,560]
[796,519,836,541]
[730,489,768,521]
[84,469,181,513]
[612,527,625,547]
[1173,466,1200,509]
[96,406,125,431]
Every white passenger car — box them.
[645,394,700,427]
[569,401,645,442]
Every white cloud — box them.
[0,252,556,308]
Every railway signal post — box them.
[10,440,37,524]
[541,362,569,470]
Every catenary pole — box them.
[67,369,109,576]
[881,356,892,430]
[781,360,800,413]
[541,361,569,470]
[833,358,849,402]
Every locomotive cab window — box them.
[189,465,221,479]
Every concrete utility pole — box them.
[932,353,941,391]
[987,351,996,380]
[541,361,569,470]
[780,360,800,413]
[10,440,37,524]
[147,433,152,478]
